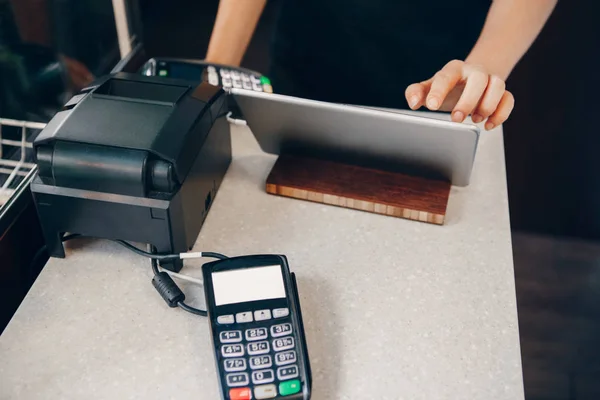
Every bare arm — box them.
[466,0,558,80]
[205,0,267,66]
[406,0,557,129]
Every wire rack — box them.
[0,118,46,207]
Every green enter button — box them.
[279,380,301,396]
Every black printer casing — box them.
[30,73,232,271]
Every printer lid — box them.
[34,73,226,183]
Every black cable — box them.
[40,234,227,263]
[199,251,228,260]
[150,258,160,276]
[177,301,208,317]
[113,240,179,261]
[29,234,226,318]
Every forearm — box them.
[466,0,557,80]
[205,0,267,66]
[10,0,52,47]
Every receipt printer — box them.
[30,73,232,271]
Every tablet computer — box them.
[229,88,480,186]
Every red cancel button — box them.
[229,387,252,400]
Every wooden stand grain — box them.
[265,154,451,225]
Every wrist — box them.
[465,48,514,81]
[205,50,241,67]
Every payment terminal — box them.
[138,57,273,119]
[139,57,273,93]
[202,255,311,400]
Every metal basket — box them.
[0,118,46,207]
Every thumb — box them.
[405,79,432,110]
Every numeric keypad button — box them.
[252,369,275,384]
[224,358,247,372]
[277,365,299,380]
[226,372,249,387]
[250,355,272,370]
[247,341,270,355]
[208,74,219,86]
[275,350,297,366]
[222,344,244,358]
[270,323,292,338]
[219,330,242,343]
[245,327,268,341]
[272,337,294,352]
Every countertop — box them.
[0,120,524,400]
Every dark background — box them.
[140,0,600,241]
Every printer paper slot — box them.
[94,78,189,105]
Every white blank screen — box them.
[212,265,286,306]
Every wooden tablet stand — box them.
[266,154,451,225]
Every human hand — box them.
[405,60,515,130]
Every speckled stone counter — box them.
[0,119,524,400]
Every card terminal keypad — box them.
[245,327,268,341]
[217,307,303,398]
[217,68,273,93]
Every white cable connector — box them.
[179,251,205,259]
[226,111,247,126]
